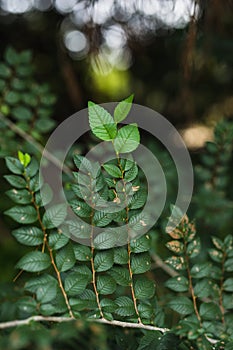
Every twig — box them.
[151,253,178,277]
[0,315,169,332]
[0,112,72,176]
[0,315,221,344]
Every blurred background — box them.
[0,0,233,312]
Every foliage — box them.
[0,92,233,350]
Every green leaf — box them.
[35,184,53,207]
[114,247,129,265]
[199,302,221,320]
[35,119,56,133]
[187,238,201,258]
[93,211,112,227]
[4,205,37,224]
[190,262,212,278]
[134,277,155,299]
[131,253,151,274]
[70,200,92,218]
[67,220,91,239]
[129,189,147,209]
[94,230,117,249]
[165,275,189,292]
[12,106,33,121]
[168,297,193,315]
[138,303,154,320]
[88,101,117,141]
[73,155,93,173]
[94,251,114,272]
[194,279,212,298]
[100,299,117,312]
[114,124,140,154]
[65,272,89,296]
[12,226,44,246]
[16,251,51,272]
[6,188,32,204]
[137,332,161,350]
[115,296,135,316]
[223,278,233,292]
[103,164,122,178]
[73,244,91,261]
[25,274,58,303]
[4,46,19,65]
[29,174,41,192]
[5,157,24,174]
[165,256,186,271]
[211,236,224,251]
[5,91,20,105]
[124,162,138,181]
[209,249,223,263]
[48,231,69,250]
[224,258,233,272]
[0,63,11,78]
[130,234,151,253]
[16,297,37,317]
[55,244,76,272]
[97,275,116,295]
[42,204,67,229]
[108,266,130,286]
[114,94,134,123]
[4,175,26,188]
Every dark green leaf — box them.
[11,106,33,121]
[114,247,129,265]
[4,175,26,188]
[6,188,32,204]
[70,200,92,218]
[168,297,193,315]
[165,256,186,271]
[55,244,76,272]
[42,204,67,229]
[199,302,221,320]
[108,266,130,286]
[223,278,233,292]
[191,263,212,278]
[94,229,117,249]
[131,253,151,274]
[48,231,69,250]
[5,157,23,174]
[65,272,89,296]
[165,275,189,292]
[130,234,151,253]
[134,277,155,299]
[115,296,135,316]
[16,251,51,272]
[97,275,116,295]
[103,164,122,178]
[94,251,114,272]
[73,244,91,261]
[25,274,58,303]
[4,205,37,224]
[12,226,44,246]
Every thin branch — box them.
[0,315,220,344]
[0,112,72,177]
[151,253,178,277]
[0,315,169,332]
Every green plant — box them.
[0,97,233,350]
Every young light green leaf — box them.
[114,94,134,123]
[42,204,67,229]
[16,251,51,272]
[4,205,37,224]
[114,124,140,154]
[88,101,117,141]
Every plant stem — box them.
[25,174,74,318]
